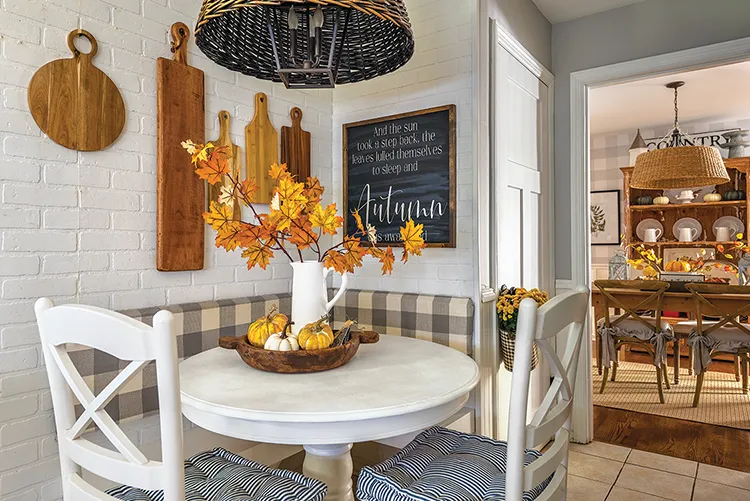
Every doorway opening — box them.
[570,37,750,471]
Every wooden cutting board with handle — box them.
[156,22,205,271]
[27,29,125,151]
[281,107,311,181]
[208,110,242,220]
[245,93,277,204]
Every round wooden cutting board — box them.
[27,29,125,151]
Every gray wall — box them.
[551,0,750,279]
[489,0,551,67]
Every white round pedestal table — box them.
[179,335,479,501]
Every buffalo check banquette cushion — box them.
[68,290,474,423]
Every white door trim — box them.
[492,20,555,295]
[479,19,554,439]
[569,36,750,444]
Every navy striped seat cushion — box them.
[356,427,551,501]
[106,448,326,501]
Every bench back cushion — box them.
[331,290,474,356]
[68,290,473,423]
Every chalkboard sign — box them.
[343,105,456,248]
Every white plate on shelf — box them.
[701,260,739,285]
[712,216,744,241]
[672,217,703,241]
[636,218,664,241]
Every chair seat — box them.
[356,427,551,501]
[705,326,750,344]
[673,320,718,335]
[106,448,327,501]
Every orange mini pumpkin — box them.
[298,317,334,350]
[665,260,691,273]
[247,305,289,347]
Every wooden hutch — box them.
[621,157,750,263]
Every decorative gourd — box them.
[247,305,289,347]
[725,190,739,201]
[665,260,691,273]
[263,320,300,352]
[653,196,670,205]
[635,196,653,205]
[298,317,334,351]
[703,192,722,202]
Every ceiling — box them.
[532,0,646,24]
[589,62,750,135]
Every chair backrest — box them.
[594,279,669,333]
[34,298,185,501]
[686,283,750,337]
[505,286,590,501]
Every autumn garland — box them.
[182,141,426,274]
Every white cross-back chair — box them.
[35,298,186,501]
[356,286,590,501]
[35,298,327,501]
[505,285,589,501]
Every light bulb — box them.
[312,6,325,28]
[288,8,299,30]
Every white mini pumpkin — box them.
[263,320,300,351]
[653,196,670,205]
[704,193,722,202]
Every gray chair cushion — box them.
[356,427,551,501]
[106,448,327,501]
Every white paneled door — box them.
[491,30,552,440]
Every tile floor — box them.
[568,441,750,501]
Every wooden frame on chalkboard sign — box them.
[343,104,456,248]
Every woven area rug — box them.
[592,361,750,430]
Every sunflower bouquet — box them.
[496,285,549,335]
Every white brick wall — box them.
[0,0,333,497]
[331,0,475,297]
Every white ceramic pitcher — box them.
[290,262,348,336]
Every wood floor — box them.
[594,406,750,473]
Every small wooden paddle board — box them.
[245,93,277,204]
[281,107,311,181]
[156,22,205,271]
[27,29,125,151]
[208,111,242,220]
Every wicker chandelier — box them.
[195,0,415,89]
[631,81,729,189]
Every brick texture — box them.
[331,0,474,297]
[0,0,333,497]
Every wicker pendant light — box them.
[194,0,414,89]
[630,81,730,189]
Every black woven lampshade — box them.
[195,0,415,89]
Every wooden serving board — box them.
[218,331,380,374]
[245,93,277,204]
[281,107,311,181]
[208,110,242,219]
[156,22,205,271]
[28,29,125,151]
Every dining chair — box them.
[34,298,327,501]
[594,280,674,403]
[356,286,590,501]
[685,283,750,408]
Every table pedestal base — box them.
[303,444,354,501]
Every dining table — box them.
[178,334,480,501]
[592,286,750,384]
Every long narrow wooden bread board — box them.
[156,22,205,271]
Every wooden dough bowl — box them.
[218,331,380,374]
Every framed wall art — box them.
[591,190,621,245]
